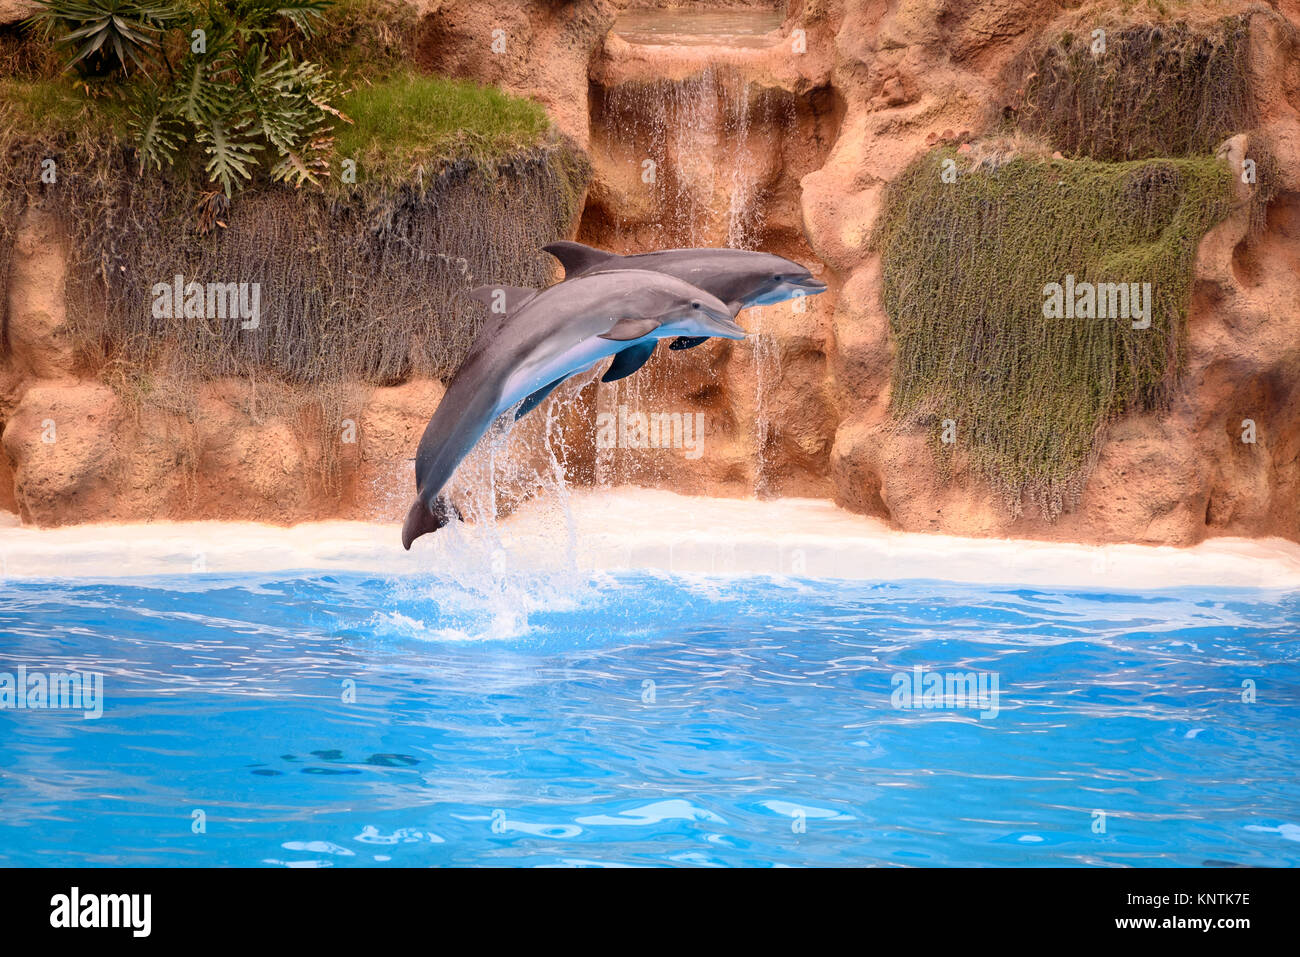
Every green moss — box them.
[334,71,553,187]
[1,70,557,192]
[0,78,124,141]
[874,149,1234,518]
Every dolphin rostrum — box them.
[402,269,742,548]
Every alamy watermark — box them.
[0,666,103,719]
[151,274,261,329]
[891,665,1001,719]
[49,887,150,937]
[596,405,705,460]
[1042,274,1152,329]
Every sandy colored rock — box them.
[350,379,445,521]
[415,0,620,145]
[2,382,121,526]
[0,0,36,26]
[815,1,1300,546]
[3,0,1300,551]
[6,206,78,380]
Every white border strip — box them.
[1,489,1297,590]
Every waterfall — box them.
[592,66,784,251]
[749,303,783,497]
[587,65,798,492]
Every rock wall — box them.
[804,0,1300,546]
[0,1,36,27]
[411,0,1300,545]
[4,0,1300,547]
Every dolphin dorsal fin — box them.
[542,241,617,279]
[464,285,539,316]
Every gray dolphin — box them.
[402,269,741,548]
[459,243,829,414]
[541,241,828,354]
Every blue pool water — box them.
[1,569,1298,867]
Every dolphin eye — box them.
[773,274,783,281]
[691,301,701,309]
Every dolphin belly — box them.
[498,336,625,419]
[404,336,631,550]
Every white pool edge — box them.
[1,488,1297,591]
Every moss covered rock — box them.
[874,147,1235,518]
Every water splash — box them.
[393,381,601,639]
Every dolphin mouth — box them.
[797,277,828,294]
[704,310,747,339]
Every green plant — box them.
[30,0,347,196]
[1010,15,1254,161]
[874,148,1235,519]
[29,0,184,75]
[334,70,551,186]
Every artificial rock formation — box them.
[3,0,1300,547]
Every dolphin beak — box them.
[705,307,747,340]
[798,277,828,294]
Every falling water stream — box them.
[588,57,802,493]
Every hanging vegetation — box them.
[874,149,1234,518]
[1009,13,1255,161]
[0,0,589,386]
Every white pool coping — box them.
[1,488,1298,590]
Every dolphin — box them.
[402,269,742,548]
[541,241,828,353]
[458,242,829,413]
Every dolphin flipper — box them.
[542,241,618,279]
[601,342,657,383]
[401,496,460,550]
[514,377,566,420]
[600,317,660,341]
[669,336,708,351]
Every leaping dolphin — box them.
[458,243,829,414]
[541,241,828,353]
[402,269,741,548]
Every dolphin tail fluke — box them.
[542,240,617,278]
[401,496,458,550]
